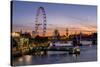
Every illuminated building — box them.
[11,32,20,37]
[31,31,36,38]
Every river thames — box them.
[12,45,97,66]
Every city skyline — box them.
[12,1,97,36]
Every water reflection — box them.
[13,45,97,66]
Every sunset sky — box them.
[12,1,97,36]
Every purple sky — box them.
[12,1,97,36]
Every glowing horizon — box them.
[12,1,97,36]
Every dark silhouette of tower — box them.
[52,29,60,42]
[66,28,69,39]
